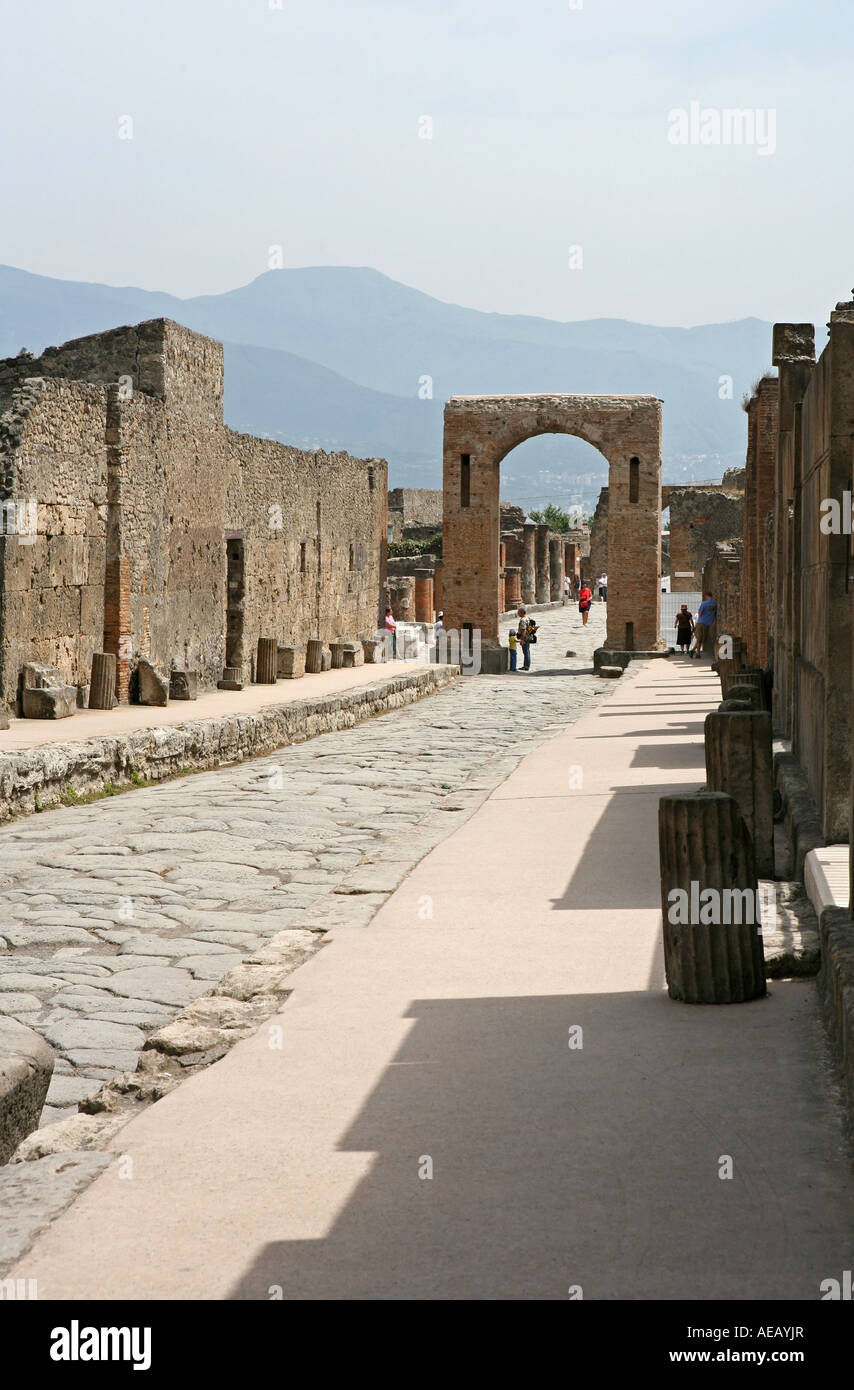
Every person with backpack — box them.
[578,582,593,626]
[516,607,538,671]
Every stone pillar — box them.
[88,653,116,710]
[505,566,522,608]
[305,638,324,674]
[499,573,506,613]
[535,524,550,604]
[256,637,278,684]
[414,573,434,623]
[658,792,766,1004]
[389,577,414,623]
[704,710,774,877]
[521,522,537,605]
[549,536,563,601]
[605,408,663,653]
[433,562,443,615]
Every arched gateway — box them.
[442,393,664,658]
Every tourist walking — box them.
[508,628,518,672]
[690,592,718,659]
[597,572,608,602]
[563,575,571,600]
[674,604,694,654]
[578,582,593,626]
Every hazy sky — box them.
[1,0,852,327]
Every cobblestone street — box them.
[0,605,610,1124]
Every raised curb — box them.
[774,749,825,879]
[0,1019,54,1165]
[817,906,854,1111]
[0,666,460,823]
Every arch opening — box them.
[441,393,663,660]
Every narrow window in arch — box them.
[629,457,640,504]
[460,454,471,508]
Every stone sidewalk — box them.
[7,631,854,1299]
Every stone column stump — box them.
[305,638,325,674]
[704,710,774,877]
[658,792,766,1004]
[255,637,278,684]
[88,652,117,710]
[720,668,767,708]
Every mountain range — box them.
[0,264,773,508]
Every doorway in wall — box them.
[225,533,245,670]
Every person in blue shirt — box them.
[691,592,718,659]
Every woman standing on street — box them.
[578,581,593,626]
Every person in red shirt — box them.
[578,583,593,625]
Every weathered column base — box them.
[658,791,766,1004]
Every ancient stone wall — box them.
[667,486,744,593]
[387,488,443,542]
[0,378,108,710]
[770,312,854,842]
[0,320,387,712]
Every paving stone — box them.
[62,1049,142,1072]
[43,1019,147,1052]
[0,1151,112,1273]
[102,968,207,1007]
[45,1075,105,1107]
[0,993,45,1014]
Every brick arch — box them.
[442,393,663,652]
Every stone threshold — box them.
[0,666,460,824]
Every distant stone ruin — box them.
[0,319,386,714]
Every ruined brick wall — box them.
[667,487,744,593]
[0,378,108,710]
[702,540,743,646]
[588,487,608,584]
[0,320,386,709]
[387,487,443,542]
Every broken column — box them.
[521,522,537,605]
[305,638,325,674]
[388,578,414,623]
[658,791,766,1004]
[88,652,117,710]
[704,710,774,877]
[535,524,550,604]
[720,668,766,704]
[255,637,278,684]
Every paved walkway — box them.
[0,658,430,751]
[10,634,854,1299]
